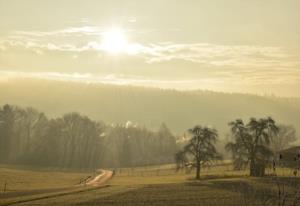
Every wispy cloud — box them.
[0,27,299,90]
[1,71,299,99]
[13,26,103,37]
[0,71,207,88]
[1,35,298,69]
[141,43,298,68]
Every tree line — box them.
[0,104,176,170]
[0,104,297,177]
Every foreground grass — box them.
[6,175,298,206]
[1,164,300,206]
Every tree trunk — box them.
[250,159,265,177]
[250,159,256,176]
[196,161,201,179]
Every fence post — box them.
[3,181,7,193]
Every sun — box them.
[101,27,128,54]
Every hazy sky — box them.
[0,0,299,97]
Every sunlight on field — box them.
[5,170,299,206]
[1,164,300,206]
[113,162,245,178]
[0,165,90,192]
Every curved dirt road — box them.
[0,170,113,200]
[86,170,113,186]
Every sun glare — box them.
[101,27,128,54]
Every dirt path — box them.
[0,170,113,200]
[86,170,113,186]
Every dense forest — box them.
[0,79,299,135]
[0,104,176,170]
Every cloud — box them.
[0,28,299,89]
[4,27,298,68]
[0,71,203,87]
[1,71,299,99]
[13,26,103,37]
[1,36,298,68]
[141,43,298,68]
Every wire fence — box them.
[112,163,299,178]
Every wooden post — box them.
[3,181,7,193]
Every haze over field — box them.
[2,1,300,206]
[0,79,299,135]
[0,0,300,97]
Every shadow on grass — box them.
[183,172,300,206]
[185,177,278,205]
[259,176,300,189]
[186,174,247,181]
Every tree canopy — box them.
[176,125,221,179]
[0,104,177,170]
[226,117,279,176]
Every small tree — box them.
[183,125,220,179]
[174,150,188,172]
[226,117,279,177]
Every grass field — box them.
[1,163,300,206]
[0,165,91,192]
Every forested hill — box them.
[0,79,300,135]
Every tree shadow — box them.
[259,176,300,189]
[186,178,277,205]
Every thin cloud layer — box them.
[1,30,298,68]
[0,25,299,96]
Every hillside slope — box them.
[0,79,299,136]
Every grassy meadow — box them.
[0,165,91,192]
[1,163,300,206]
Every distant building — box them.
[279,146,300,168]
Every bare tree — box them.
[183,125,220,179]
[226,117,279,177]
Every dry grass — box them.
[0,165,90,192]
[1,163,300,206]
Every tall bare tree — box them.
[226,117,279,176]
[183,125,220,179]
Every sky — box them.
[0,0,299,97]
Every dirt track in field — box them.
[0,169,113,200]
